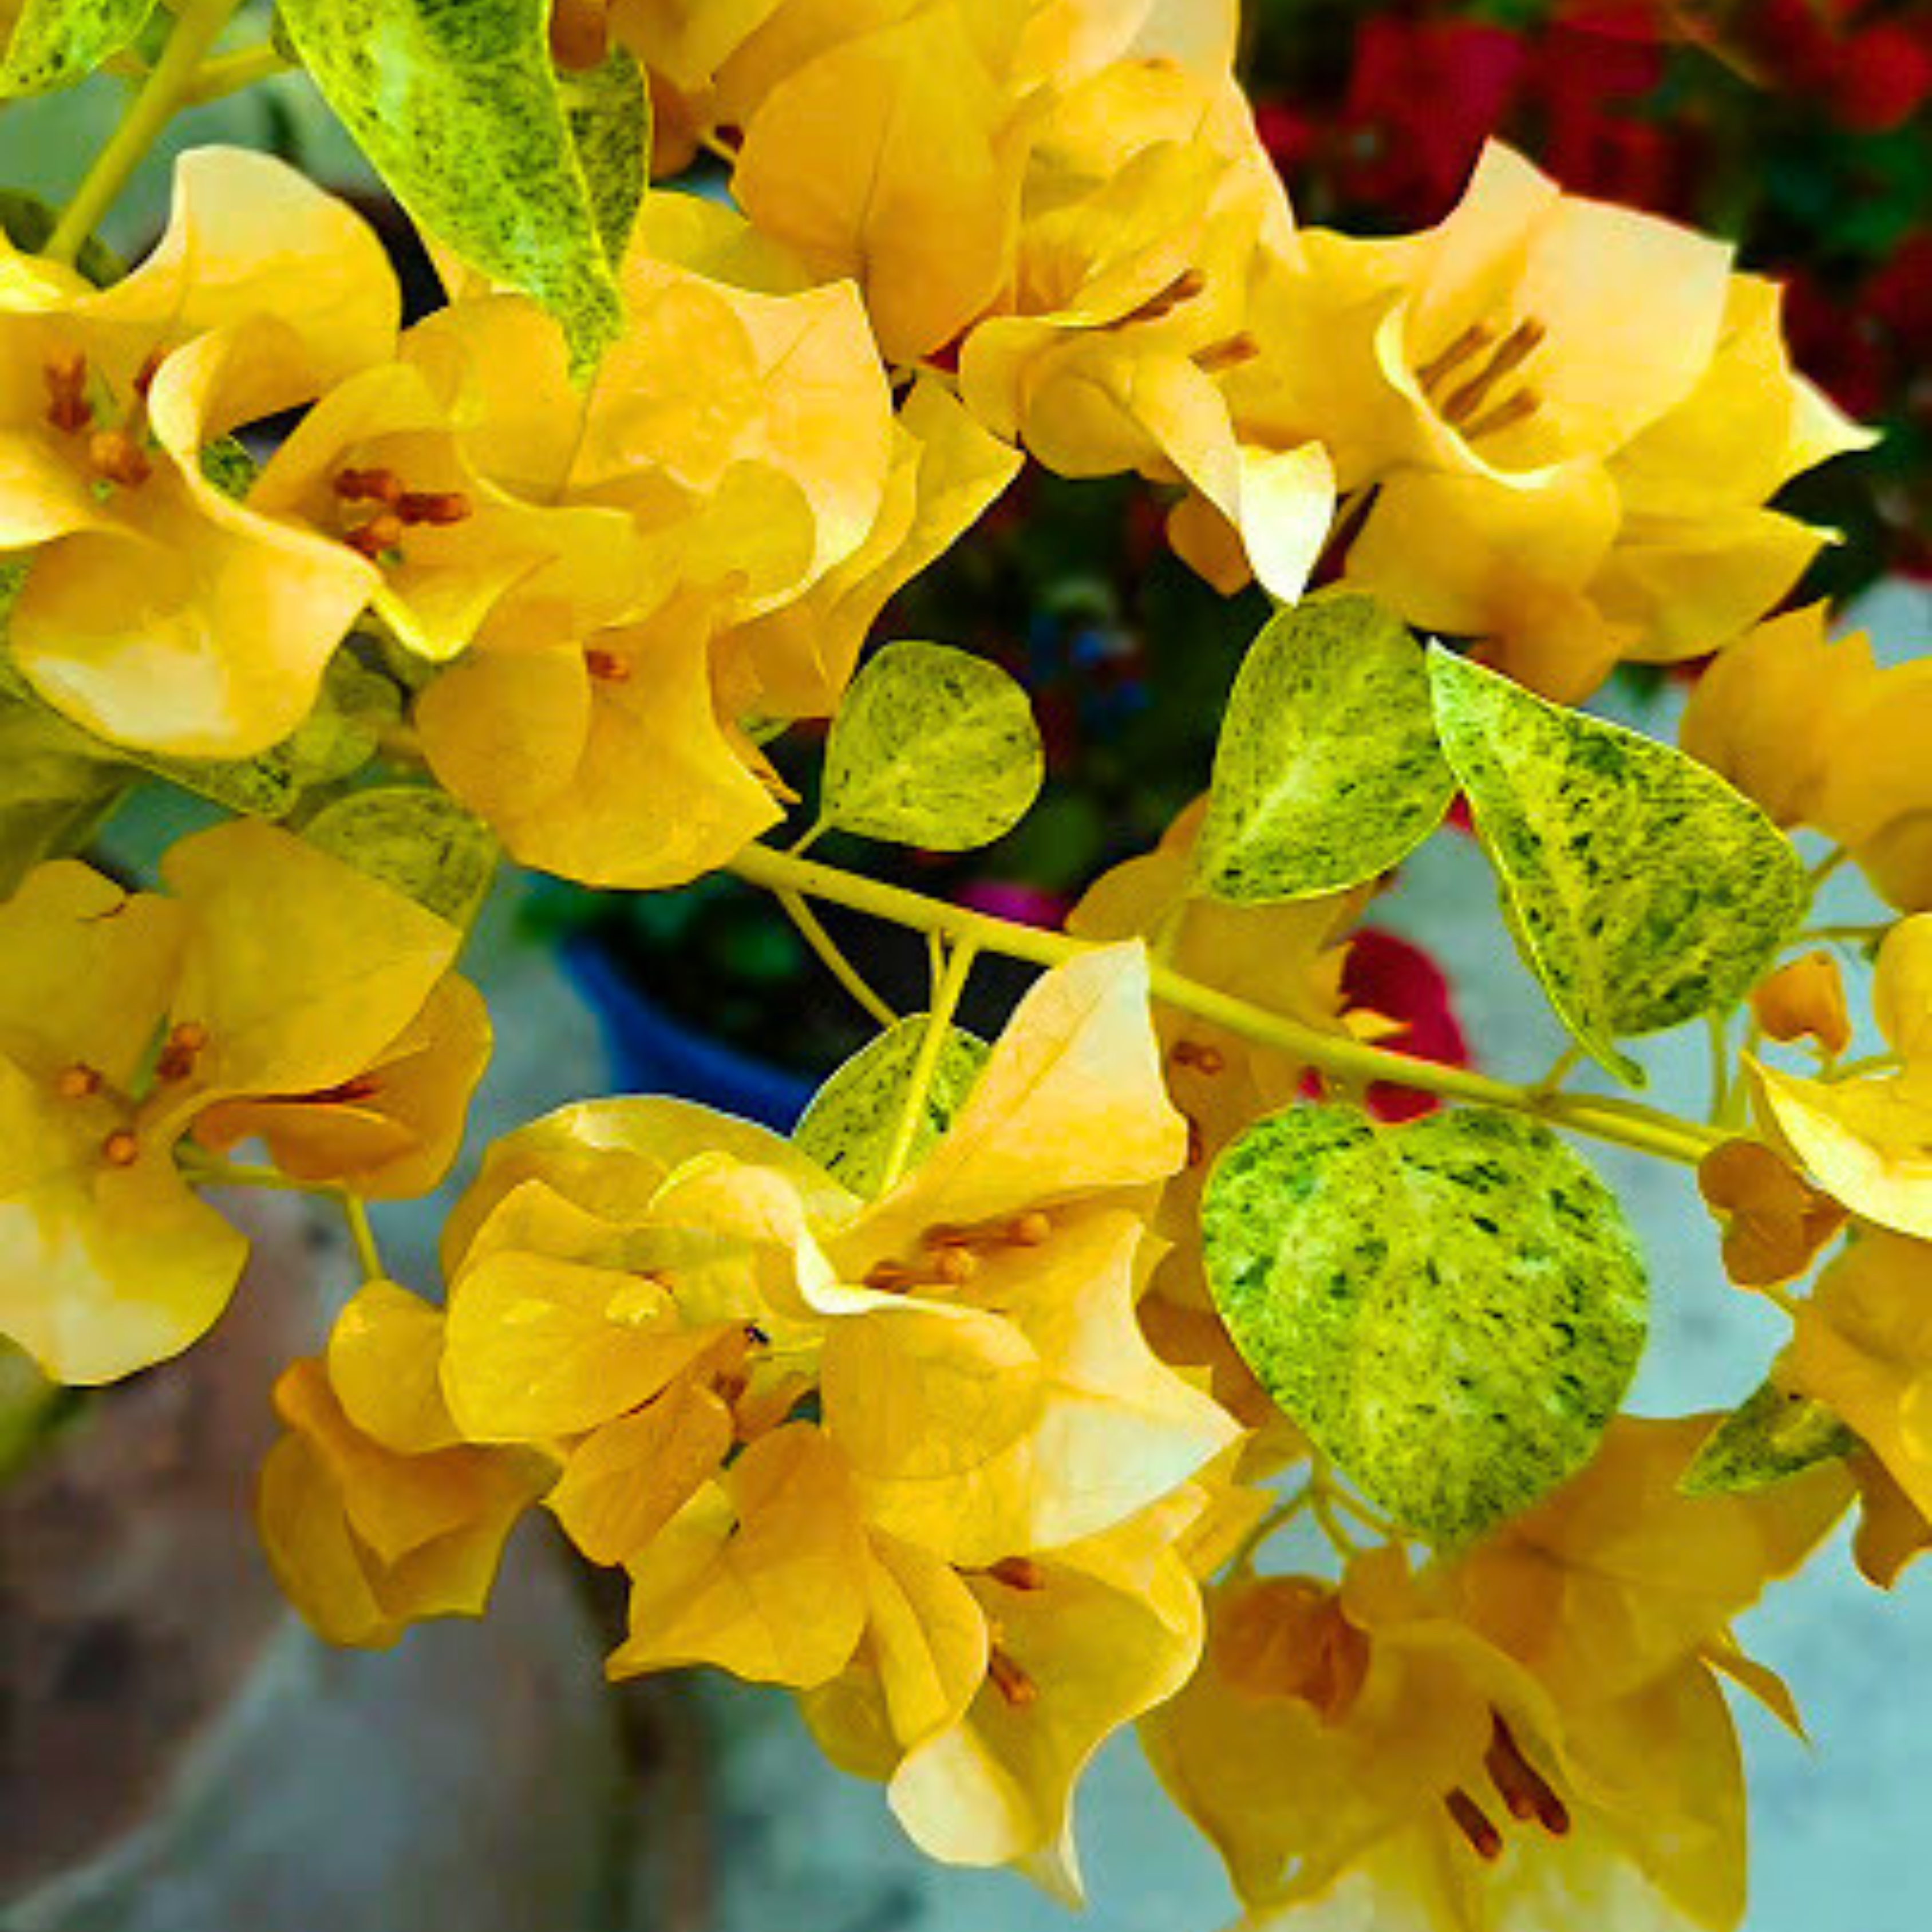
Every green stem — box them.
[45,0,244,264]
[775,887,898,1030]
[727,844,1723,1170]
[876,936,978,1192]
[182,39,293,106]
[341,1194,385,1283]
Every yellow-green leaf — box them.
[564,45,649,272]
[1680,1380,1858,1498]
[1429,649,1808,1086]
[794,1015,989,1200]
[1196,591,1455,903]
[0,0,155,97]
[1203,1104,1647,1546]
[302,785,497,927]
[821,641,1042,851]
[276,0,629,372]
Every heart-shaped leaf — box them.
[1195,590,1455,903]
[277,0,637,372]
[1203,1103,1648,1545]
[1429,648,1808,1086]
[795,1014,989,1200]
[821,641,1043,851]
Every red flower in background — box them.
[1339,929,1472,1123]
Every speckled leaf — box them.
[795,1016,989,1200]
[302,786,497,927]
[1203,1104,1647,1546]
[0,190,122,286]
[1680,1381,1858,1497]
[1195,591,1455,903]
[1429,649,1808,1087]
[821,642,1043,851]
[0,0,156,98]
[277,0,629,372]
[564,46,649,271]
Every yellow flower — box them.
[955,56,1333,601]
[804,1490,1208,1902]
[0,148,400,755]
[1147,1420,1846,1930]
[1784,1230,1932,1538]
[1228,143,1868,698]
[257,1282,545,1648]
[0,819,485,1382]
[1682,602,1932,911]
[1749,916,1932,1242]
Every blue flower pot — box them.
[563,935,815,1132]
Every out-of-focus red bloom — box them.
[1784,268,1896,422]
[1338,18,1530,218]
[958,880,1069,930]
[1867,232,1932,357]
[1830,23,1932,131]
[1340,927,1472,1122]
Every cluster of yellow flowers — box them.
[2,1,1929,1925]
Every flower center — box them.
[43,350,159,489]
[1415,318,1547,444]
[332,466,472,561]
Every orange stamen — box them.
[56,1062,104,1100]
[1172,1038,1226,1074]
[346,512,405,559]
[397,489,472,527]
[131,350,163,400]
[932,1244,978,1285]
[45,353,92,434]
[1414,323,1492,392]
[101,1129,140,1168]
[334,467,404,506]
[987,1646,1039,1708]
[1484,1716,1571,1837]
[1461,390,1540,442]
[985,1556,1047,1591]
[1120,267,1207,327]
[1007,1211,1052,1248]
[584,648,631,683]
[1192,333,1261,376]
[88,428,152,489]
[1445,1788,1504,1861]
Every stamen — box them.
[985,1556,1047,1591]
[56,1062,103,1101]
[396,490,472,527]
[1186,1116,1206,1168]
[334,467,404,506]
[863,1261,918,1292]
[346,513,405,560]
[1120,268,1207,328]
[44,353,92,434]
[987,1646,1039,1708]
[156,1020,210,1081]
[87,428,152,489]
[1172,1038,1226,1074]
[584,649,631,683]
[1460,390,1540,442]
[1192,333,1261,376]
[931,1244,978,1286]
[1445,1788,1504,1862]
[1414,323,1492,392]
[101,1129,141,1168]
[1007,1211,1052,1248]
[1484,1715,1570,1837]
[295,1074,382,1107]
[1441,319,1546,426]
[131,351,163,400]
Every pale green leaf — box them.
[0,703,131,895]
[821,642,1043,851]
[0,0,156,98]
[302,785,497,926]
[1428,649,1808,1086]
[1679,1380,1858,1497]
[794,1016,989,1200]
[276,0,630,372]
[0,189,123,285]
[1195,590,1455,903]
[563,46,650,271]
[1203,1104,1647,1546]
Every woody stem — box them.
[46,0,244,264]
[727,842,1724,1169]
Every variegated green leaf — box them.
[302,785,497,926]
[795,1015,989,1200]
[1196,590,1454,903]
[821,641,1043,851]
[276,0,633,372]
[1204,1104,1647,1546]
[0,0,156,98]
[1428,648,1809,1086]
[1680,1380,1858,1496]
